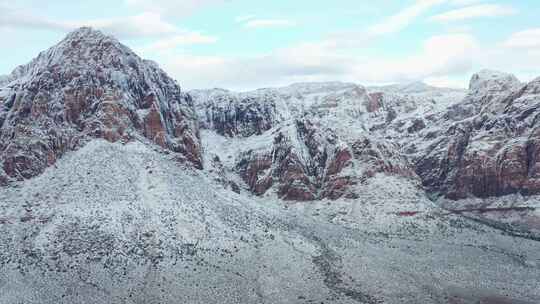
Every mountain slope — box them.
[1,140,539,304]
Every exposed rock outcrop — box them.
[191,89,286,137]
[232,118,415,201]
[194,82,462,201]
[414,71,540,199]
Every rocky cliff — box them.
[193,70,540,203]
[193,82,463,201]
[413,70,540,199]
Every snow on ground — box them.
[0,140,538,303]
[439,194,540,235]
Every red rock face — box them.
[415,75,540,199]
[0,28,202,184]
[143,104,167,148]
[233,118,414,201]
[366,92,384,113]
[322,176,357,200]
[275,152,317,201]
[437,135,540,200]
[236,153,274,195]
[326,148,352,177]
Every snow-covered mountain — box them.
[0,28,539,304]
[0,27,202,185]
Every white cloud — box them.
[367,0,446,36]
[124,0,226,17]
[141,33,218,53]
[0,9,183,39]
[0,5,69,32]
[503,28,540,49]
[0,2,221,43]
[357,33,481,83]
[84,13,180,38]
[235,15,255,23]
[159,33,481,90]
[165,30,540,91]
[424,76,469,88]
[244,19,296,29]
[1,0,228,35]
[430,4,517,22]
[448,0,482,6]
[160,42,351,90]
[365,1,516,36]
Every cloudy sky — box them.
[1,0,539,90]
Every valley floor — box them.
[0,140,539,304]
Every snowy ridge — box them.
[191,80,465,201]
[192,80,467,140]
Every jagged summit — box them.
[63,26,108,39]
[4,27,144,87]
[55,26,131,58]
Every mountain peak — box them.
[0,29,203,184]
[64,26,107,38]
[57,26,126,55]
[4,27,139,86]
[59,27,123,48]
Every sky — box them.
[1,0,539,90]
